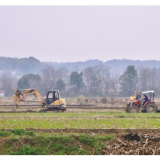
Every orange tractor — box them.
[126,91,157,113]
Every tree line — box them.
[1,65,160,97]
[2,56,160,76]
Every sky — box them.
[0,6,160,62]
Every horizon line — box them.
[1,56,160,63]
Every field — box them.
[1,111,160,129]
[1,97,160,155]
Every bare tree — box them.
[83,65,110,96]
[108,72,120,96]
[148,68,157,90]
[150,68,160,94]
[55,67,70,84]
[40,65,56,95]
[0,74,17,96]
[28,77,42,92]
[83,66,94,94]
[137,67,151,91]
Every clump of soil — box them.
[122,133,140,141]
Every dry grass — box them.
[103,134,160,155]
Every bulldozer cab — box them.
[46,91,60,105]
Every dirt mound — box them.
[122,133,140,141]
[103,132,160,155]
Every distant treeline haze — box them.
[1,62,160,97]
[2,56,160,75]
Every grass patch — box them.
[1,111,160,129]
[1,111,160,118]
[10,145,48,155]
[0,130,12,137]
[0,129,35,137]
[0,117,160,129]
[0,133,114,155]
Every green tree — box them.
[16,57,42,75]
[17,73,41,89]
[55,79,66,92]
[119,65,138,96]
[70,72,84,94]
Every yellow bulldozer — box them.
[13,89,66,112]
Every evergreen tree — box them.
[119,65,138,96]
[17,73,41,89]
[70,72,84,94]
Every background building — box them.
[0,90,5,97]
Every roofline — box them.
[48,90,59,92]
[142,91,155,93]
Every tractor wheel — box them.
[129,106,139,113]
[145,103,157,113]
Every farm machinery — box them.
[126,91,157,113]
[13,89,67,112]
[0,89,96,113]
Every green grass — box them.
[0,118,157,129]
[0,130,12,137]
[1,111,160,118]
[0,130,35,137]
[0,111,160,129]
[10,145,48,155]
[0,132,114,155]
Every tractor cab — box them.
[126,90,157,113]
[141,91,155,102]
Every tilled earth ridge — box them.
[1,128,160,134]
[103,133,160,155]
[1,129,160,155]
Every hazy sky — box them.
[0,6,160,62]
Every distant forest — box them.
[1,56,160,77]
[1,56,160,97]
[0,57,42,76]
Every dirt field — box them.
[1,96,160,110]
[1,128,160,155]
[1,96,160,155]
